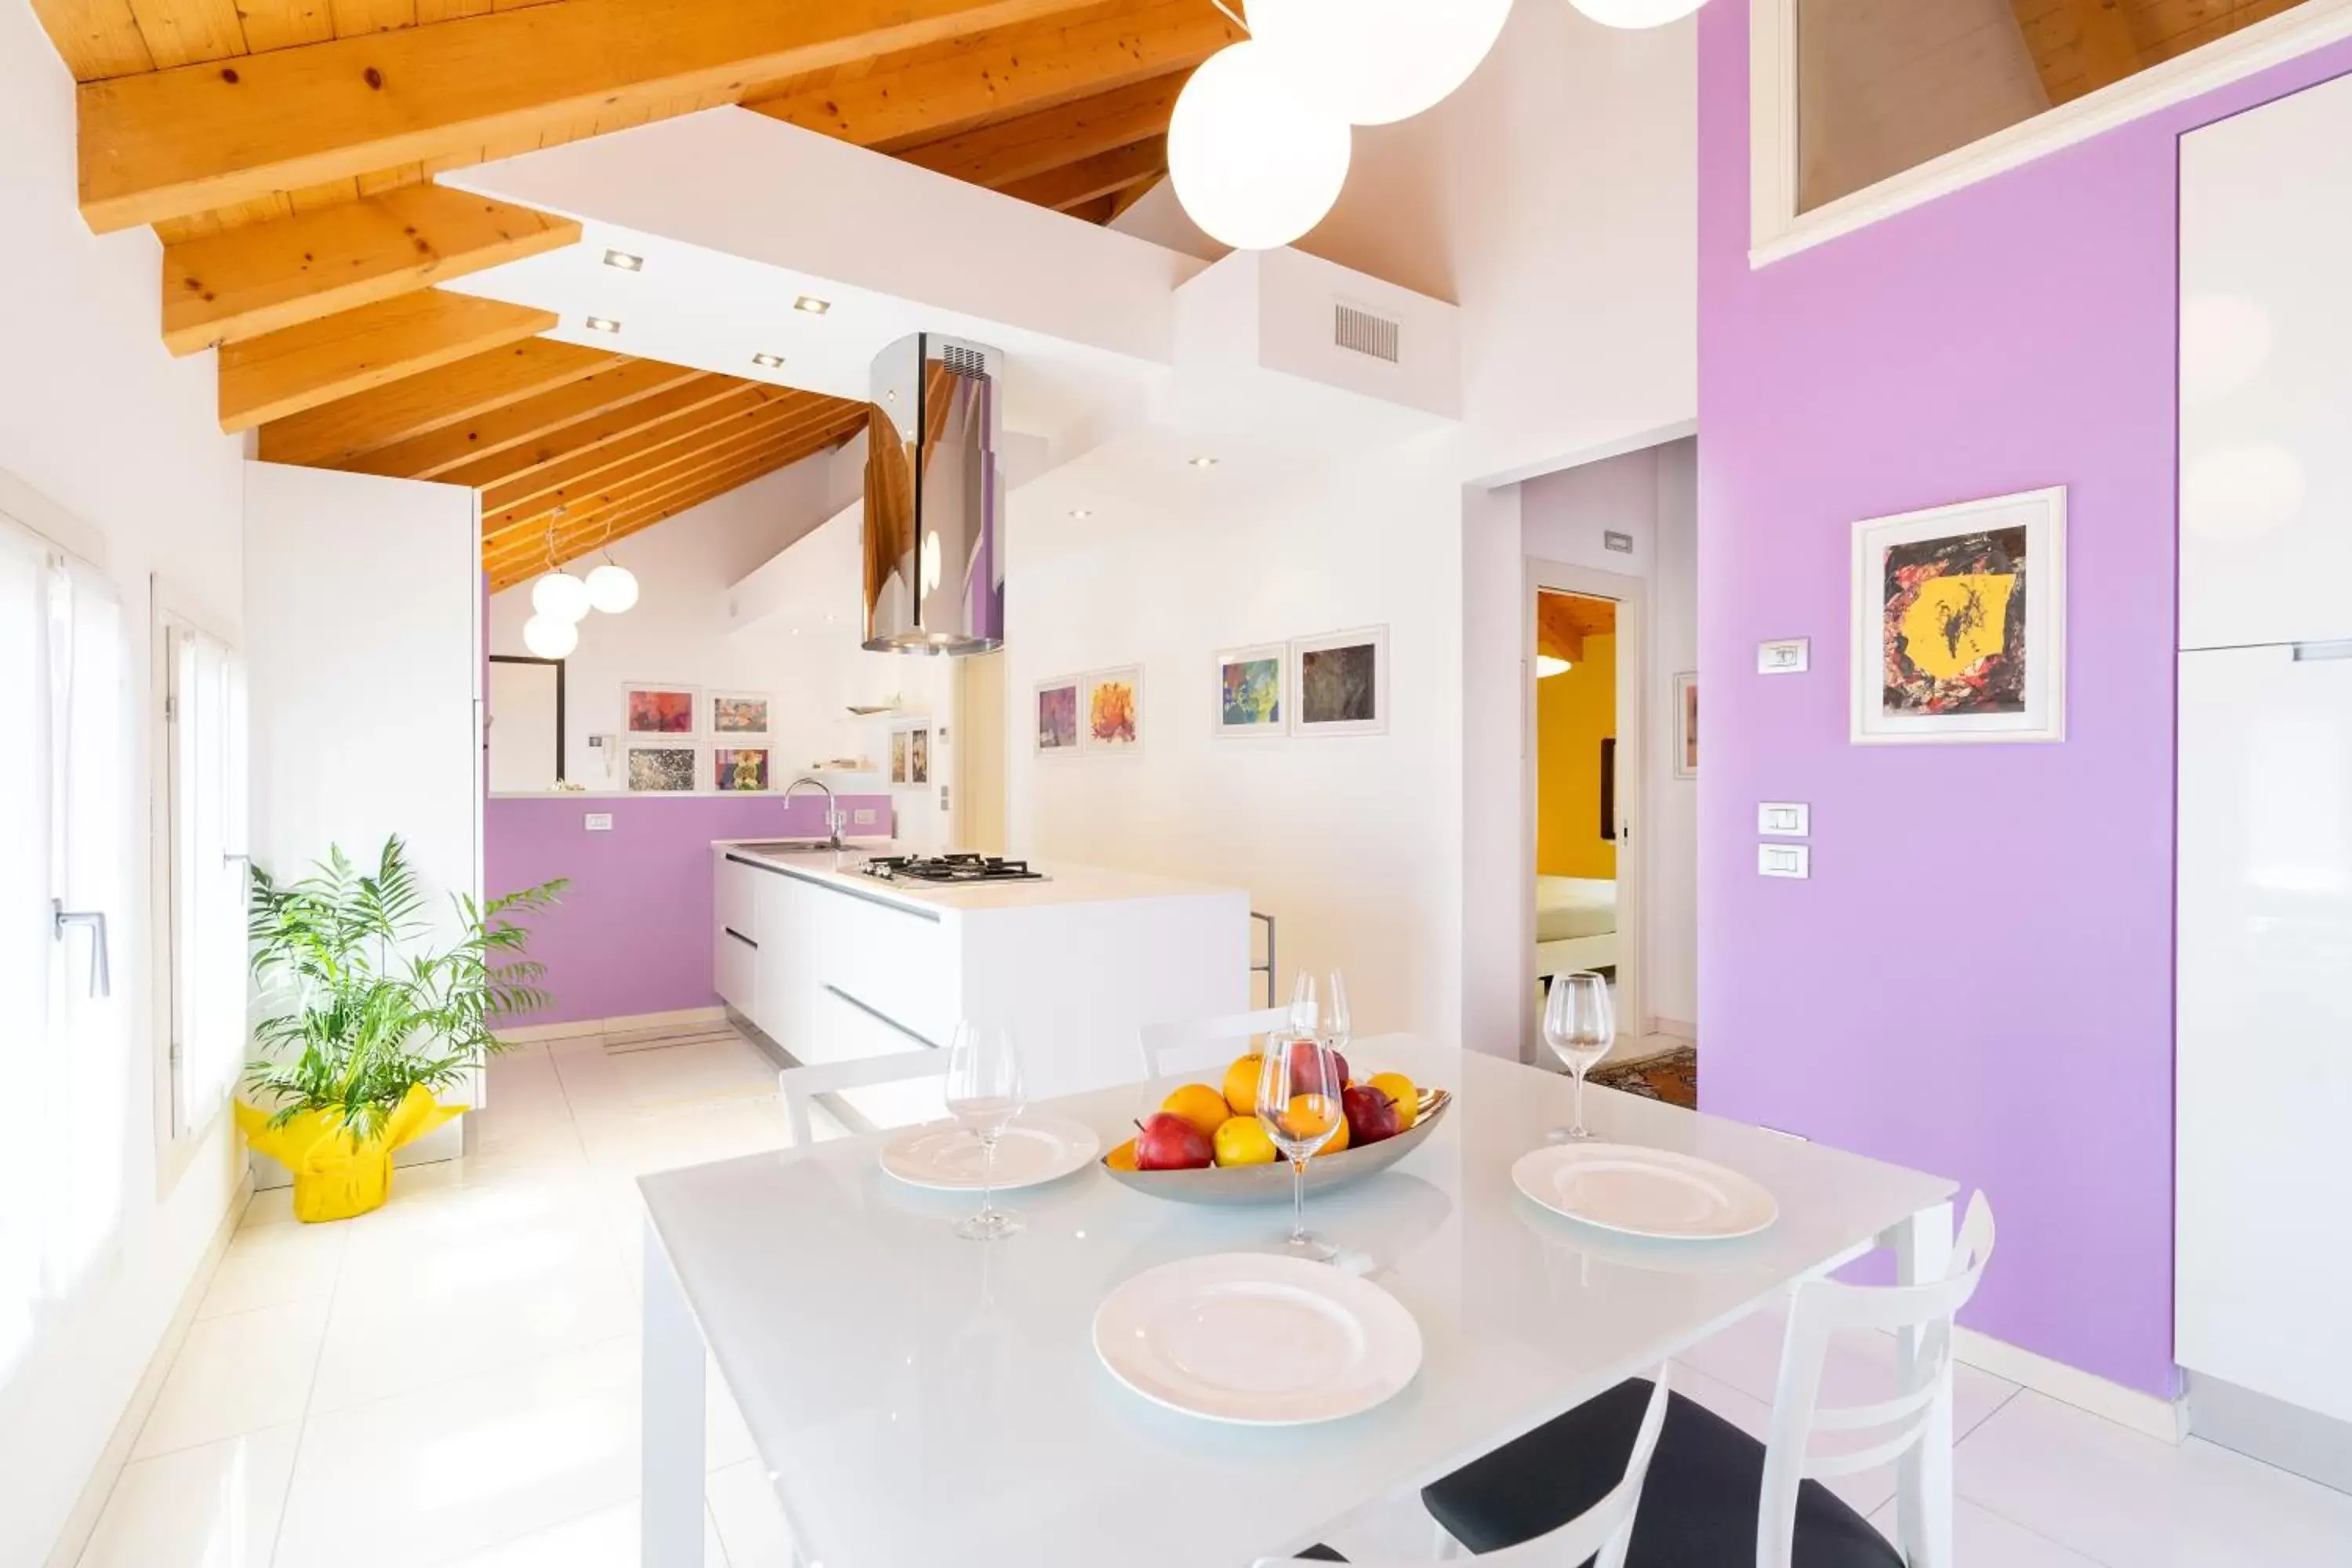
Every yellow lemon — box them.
[1222,1053,1265,1116]
[1162,1083,1232,1140]
[1368,1072,1420,1131]
[1213,1117,1277,1167]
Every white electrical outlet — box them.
[584,812,613,832]
[1758,638,1809,674]
[852,808,878,826]
[1758,802,1809,837]
[1759,844,1809,879]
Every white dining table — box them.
[637,1036,1959,1568]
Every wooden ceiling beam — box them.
[2059,0,2147,96]
[1107,172,1160,221]
[474,387,841,514]
[894,67,1188,189]
[76,0,1087,232]
[341,358,720,481]
[163,187,579,354]
[30,0,155,80]
[256,338,616,468]
[481,405,843,540]
[746,0,1239,153]
[997,133,1167,212]
[216,288,554,432]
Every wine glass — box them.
[1323,971,1352,1060]
[945,1021,1025,1240]
[1543,972,1615,1142]
[1258,1032,1344,1261]
[1288,971,1319,1038]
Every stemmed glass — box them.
[1543,971,1615,1142]
[1323,971,1352,1062]
[1288,971,1319,1038]
[1258,1032,1344,1261]
[945,1021,1025,1241]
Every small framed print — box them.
[709,691,771,739]
[624,740,699,792]
[1290,626,1388,737]
[1081,666,1143,753]
[891,720,931,786]
[1851,485,2066,745]
[1214,643,1286,738]
[622,682,698,737]
[712,746,772,792]
[1035,679,1081,756]
[1673,671,1698,779]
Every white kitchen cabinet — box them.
[750,866,815,1057]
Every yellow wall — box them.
[1537,632,1617,878]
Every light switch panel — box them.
[1759,843,1809,879]
[1758,802,1809,837]
[584,812,613,832]
[1757,638,1809,674]
[852,808,878,826]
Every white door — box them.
[488,656,563,792]
[0,518,133,1385]
[2177,643,2352,1422]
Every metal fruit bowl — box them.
[1102,1089,1452,1207]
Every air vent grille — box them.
[1334,303,1401,364]
[938,343,989,376]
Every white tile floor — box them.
[77,1024,2352,1567]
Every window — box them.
[164,618,249,1138]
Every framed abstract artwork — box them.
[1035,680,1081,756]
[624,741,699,792]
[1290,626,1388,737]
[1082,666,1144,753]
[1850,487,2066,745]
[622,682,699,737]
[1214,643,1286,738]
[710,691,771,738]
[712,746,772,793]
[1673,671,1699,779]
[891,720,931,786]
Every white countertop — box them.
[713,839,1247,914]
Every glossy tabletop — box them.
[638,1038,1955,1568]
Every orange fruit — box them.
[1105,1139,1140,1172]
[1279,1094,1348,1156]
[1222,1053,1265,1116]
[1368,1073,1419,1131]
[1163,1083,1232,1140]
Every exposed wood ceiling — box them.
[2009,0,2308,107]
[1537,593,1616,666]
[29,0,1236,581]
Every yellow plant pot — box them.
[235,1084,466,1223]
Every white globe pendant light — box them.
[585,559,639,614]
[521,612,579,659]
[1169,41,1352,251]
[1248,0,1512,126]
[1568,0,1711,29]
[531,568,591,623]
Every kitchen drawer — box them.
[714,921,757,1014]
[815,889,956,1049]
[716,851,759,943]
[809,984,947,1129]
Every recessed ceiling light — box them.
[602,249,644,272]
[794,295,832,316]
[1069,508,1094,520]
[750,352,786,369]
[1189,456,1219,469]
[585,316,622,334]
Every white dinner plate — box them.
[879,1115,1101,1192]
[1092,1253,1423,1426]
[1512,1143,1780,1240]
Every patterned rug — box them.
[1590,1047,1697,1110]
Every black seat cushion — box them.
[1421,1379,1900,1568]
[1295,1547,1347,1563]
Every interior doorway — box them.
[955,648,1007,854]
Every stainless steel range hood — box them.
[861,332,1004,655]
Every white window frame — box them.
[1750,0,2352,267]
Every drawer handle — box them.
[2292,640,2352,662]
[724,927,758,949]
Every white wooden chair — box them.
[778,1051,947,1145]
[1420,1194,1997,1568]
[1254,1370,1675,1568]
[1135,1005,1294,1080]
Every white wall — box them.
[0,8,252,1562]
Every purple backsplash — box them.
[485,793,892,1027]
[1697,8,2352,1396]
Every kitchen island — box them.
[712,841,1251,1124]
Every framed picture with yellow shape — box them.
[1850,486,2065,745]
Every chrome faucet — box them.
[783,776,844,848]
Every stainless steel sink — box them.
[730,840,838,856]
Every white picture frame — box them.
[1080,666,1144,754]
[710,745,773,793]
[1850,486,2066,746]
[1212,643,1288,739]
[889,720,931,787]
[1290,626,1389,737]
[708,690,772,739]
[1672,670,1699,780]
[1034,678,1082,757]
[623,739,699,793]
[621,681,699,739]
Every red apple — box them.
[1342,1083,1403,1147]
[1283,1040,1352,1097]
[1132,1112,1214,1171]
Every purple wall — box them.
[1697,8,2352,1397]
[486,793,891,1026]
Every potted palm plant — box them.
[238,837,564,1222]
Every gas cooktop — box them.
[860,854,1047,885]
